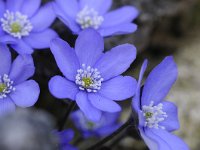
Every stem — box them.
[86,119,131,150]
[58,101,76,131]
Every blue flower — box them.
[49,29,137,122]
[0,0,57,54]
[132,57,189,150]
[70,110,121,138]
[57,129,77,150]
[0,44,40,115]
[53,0,138,36]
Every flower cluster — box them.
[0,0,189,150]
[53,0,138,36]
[0,0,57,54]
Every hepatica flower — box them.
[0,44,40,115]
[57,129,77,150]
[132,57,189,150]
[70,110,121,138]
[0,0,57,54]
[53,0,138,36]
[49,29,137,122]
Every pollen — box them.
[0,74,15,99]
[0,83,6,93]
[75,64,103,93]
[11,22,21,33]
[76,6,104,29]
[145,112,153,119]
[82,77,93,88]
[0,10,33,39]
[142,101,168,129]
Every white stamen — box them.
[75,64,103,93]
[76,6,104,29]
[0,74,15,99]
[0,10,33,39]
[142,101,168,129]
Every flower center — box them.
[145,112,153,119]
[76,6,104,29]
[142,101,167,129]
[0,83,6,93]
[10,22,21,33]
[0,74,15,99]
[75,64,103,92]
[86,121,95,129]
[82,77,93,88]
[0,10,33,39]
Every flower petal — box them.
[0,97,16,116]
[70,110,85,129]
[0,0,5,18]
[50,38,80,81]
[0,35,17,44]
[23,29,57,49]
[80,0,112,14]
[0,27,4,35]
[95,44,136,81]
[132,60,148,112]
[31,2,56,32]
[58,129,74,143]
[102,6,138,27]
[101,112,120,125]
[98,23,137,37]
[53,3,81,34]
[49,76,78,100]
[160,101,180,132]
[139,127,158,150]
[96,124,121,137]
[54,0,78,18]
[10,80,40,107]
[76,91,102,122]
[20,0,41,17]
[75,28,104,66]
[0,44,11,75]
[99,76,137,101]
[9,55,35,85]
[141,56,178,106]
[10,39,34,54]
[88,94,121,112]
[143,128,189,150]
[6,0,24,12]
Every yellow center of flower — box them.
[145,112,153,119]
[82,77,93,88]
[0,83,6,93]
[87,121,95,129]
[11,22,21,33]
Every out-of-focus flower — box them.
[132,57,189,150]
[0,109,57,150]
[70,110,121,138]
[0,0,57,54]
[57,129,77,150]
[0,44,40,115]
[49,28,137,122]
[53,0,138,37]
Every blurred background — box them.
[4,0,200,149]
